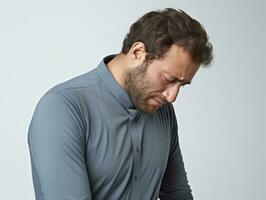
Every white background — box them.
[0,0,265,199]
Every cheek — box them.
[144,68,166,95]
[148,74,166,92]
[146,78,165,96]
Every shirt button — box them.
[134,176,138,181]
[136,147,140,153]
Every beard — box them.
[125,61,159,113]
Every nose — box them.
[162,84,180,103]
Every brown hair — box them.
[121,8,213,66]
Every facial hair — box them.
[125,61,156,113]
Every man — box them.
[28,8,213,200]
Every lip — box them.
[151,97,163,106]
[155,97,165,104]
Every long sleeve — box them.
[159,105,193,200]
[28,92,92,200]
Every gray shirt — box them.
[28,55,193,200]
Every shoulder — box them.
[157,103,177,122]
[47,68,101,95]
[38,68,103,108]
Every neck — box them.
[106,53,129,90]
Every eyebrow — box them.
[168,74,192,85]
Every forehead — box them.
[150,45,199,79]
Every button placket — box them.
[136,146,140,153]
[128,113,143,200]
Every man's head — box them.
[122,8,213,66]
[112,8,213,113]
[124,43,200,113]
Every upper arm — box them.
[159,104,193,200]
[28,92,92,200]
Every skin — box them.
[107,42,200,113]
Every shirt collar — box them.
[96,55,136,110]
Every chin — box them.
[135,98,161,113]
[138,105,159,113]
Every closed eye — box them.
[164,73,176,83]
[164,73,192,87]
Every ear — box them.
[129,42,147,66]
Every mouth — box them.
[151,97,164,107]
[156,97,164,104]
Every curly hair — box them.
[121,8,213,66]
